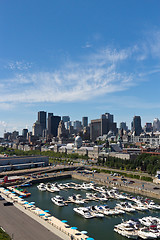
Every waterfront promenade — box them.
[0,199,63,240]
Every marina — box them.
[2,177,160,240]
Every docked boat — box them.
[114,223,138,239]
[81,183,94,191]
[139,216,160,227]
[115,202,136,213]
[128,202,148,211]
[138,227,157,239]
[37,183,46,191]
[73,207,94,219]
[144,200,160,210]
[51,195,66,206]
[50,183,60,192]
[86,193,95,200]
[68,194,85,204]
[98,193,108,201]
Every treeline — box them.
[0,146,88,161]
[98,153,160,175]
[92,168,153,182]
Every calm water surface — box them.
[26,179,160,240]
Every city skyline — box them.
[0,0,160,136]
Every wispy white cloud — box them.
[0,47,136,104]
[0,121,7,128]
[82,42,93,48]
[1,29,160,107]
[4,60,32,71]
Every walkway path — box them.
[0,199,63,240]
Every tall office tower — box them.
[32,121,42,137]
[57,120,67,138]
[132,116,142,136]
[153,118,160,132]
[119,122,128,131]
[82,117,88,127]
[62,116,70,123]
[73,120,82,131]
[22,129,28,139]
[12,131,19,140]
[47,113,53,130]
[48,115,61,137]
[38,111,46,131]
[64,121,72,130]
[144,123,152,132]
[90,112,117,141]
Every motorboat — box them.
[73,207,94,219]
[95,205,117,216]
[37,183,46,191]
[81,183,94,190]
[128,202,148,211]
[51,195,66,206]
[139,216,160,227]
[58,183,67,190]
[149,225,160,238]
[86,206,104,218]
[138,227,157,239]
[50,183,60,192]
[86,193,95,200]
[98,193,108,201]
[114,223,138,239]
[115,202,136,212]
[145,200,160,210]
[46,183,55,192]
[68,194,85,204]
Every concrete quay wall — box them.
[30,173,72,184]
[72,173,160,200]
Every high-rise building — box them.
[62,116,70,123]
[32,121,42,137]
[132,116,142,136]
[47,115,61,137]
[90,113,117,141]
[73,120,82,131]
[22,129,28,139]
[144,123,152,132]
[119,122,128,131]
[38,111,46,131]
[82,117,88,127]
[153,118,160,132]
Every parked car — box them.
[3,202,13,206]
[128,180,135,184]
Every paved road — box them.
[0,200,62,240]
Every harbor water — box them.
[26,178,160,240]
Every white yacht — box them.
[73,207,94,219]
[37,183,46,191]
[86,193,95,200]
[138,227,157,239]
[51,183,60,192]
[145,200,160,210]
[128,202,148,211]
[98,193,108,201]
[81,183,93,190]
[58,183,66,190]
[139,216,160,227]
[114,223,138,239]
[86,206,104,218]
[115,202,136,213]
[68,194,85,204]
[51,195,66,206]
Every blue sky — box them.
[0,0,160,136]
